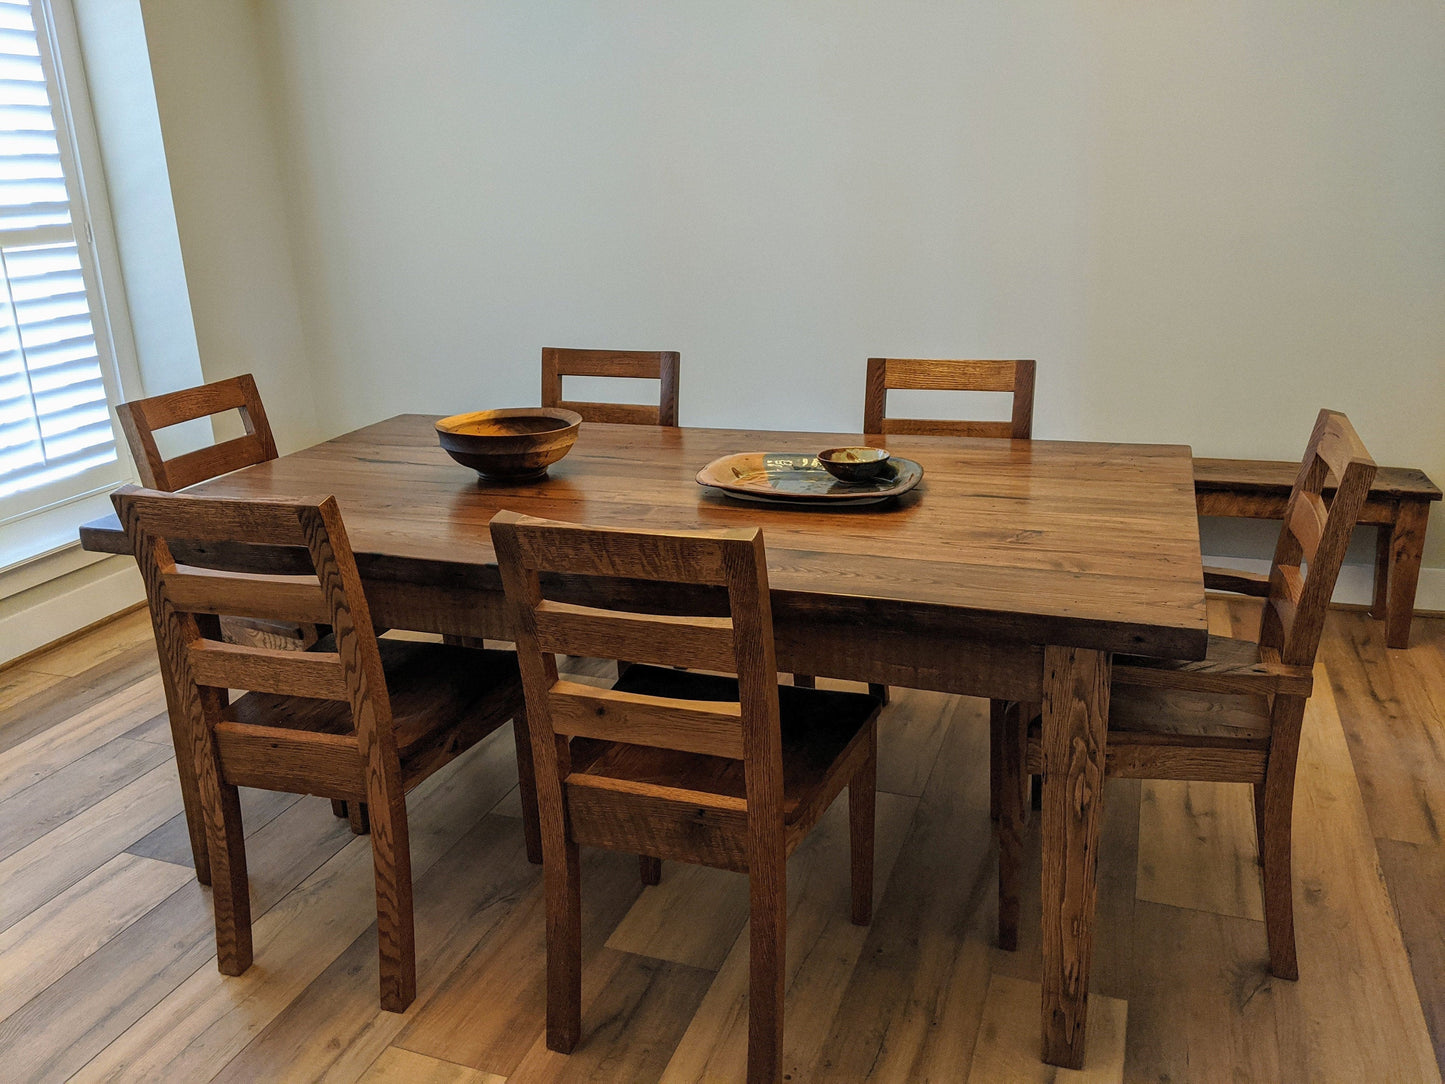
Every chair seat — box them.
[573,665,880,824]
[226,638,522,767]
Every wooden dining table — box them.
[80,414,1208,1068]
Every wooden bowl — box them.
[435,407,582,482]
[818,446,891,482]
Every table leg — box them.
[1384,501,1428,649]
[1039,645,1110,1069]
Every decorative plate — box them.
[696,452,923,506]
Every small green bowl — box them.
[818,446,891,482]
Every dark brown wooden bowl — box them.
[818,446,892,482]
[435,407,582,482]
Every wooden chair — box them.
[541,347,680,426]
[831,357,1035,706]
[115,485,533,1011]
[862,357,1036,439]
[116,376,311,645]
[491,511,880,1083]
[995,409,1376,982]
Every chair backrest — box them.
[1258,409,1376,668]
[863,357,1035,439]
[117,374,278,491]
[490,510,783,818]
[541,348,680,427]
[113,485,397,785]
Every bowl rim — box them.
[817,445,891,464]
[435,406,583,436]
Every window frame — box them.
[0,0,142,576]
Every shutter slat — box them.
[33,375,105,410]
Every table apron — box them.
[366,580,513,641]
[773,618,1044,700]
[366,582,1045,701]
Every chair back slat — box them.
[1285,490,1328,566]
[877,418,1015,439]
[129,376,252,430]
[161,435,273,492]
[491,510,782,803]
[555,400,662,426]
[117,374,277,491]
[877,358,1021,392]
[548,681,745,759]
[114,486,313,546]
[189,642,349,700]
[534,601,737,672]
[541,348,681,427]
[864,357,1035,439]
[513,520,741,585]
[1257,410,1376,667]
[1273,563,1304,607]
[163,568,333,625]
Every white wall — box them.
[74,0,203,402]
[140,0,322,452]
[146,2,1445,574]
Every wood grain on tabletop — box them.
[147,415,1211,658]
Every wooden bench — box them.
[1194,458,1441,648]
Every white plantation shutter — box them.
[0,0,123,527]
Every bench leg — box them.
[1371,522,1391,621]
[1382,501,1429,649]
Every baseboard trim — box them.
[0,558,146,666]
[0,599,147,673]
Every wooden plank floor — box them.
[0,601,1440,1082]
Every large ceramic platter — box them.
[696,452,923,506]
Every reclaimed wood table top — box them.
[82,415,1208,660]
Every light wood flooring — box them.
[0,599,1441,1082]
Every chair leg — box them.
[159,671,211,885]
[369,790,416,1012]
[178,759,213,886]
[205,779,252,975]
[545,837,583,1052]
[512,711,544,864]
[332,797,373,835]
[989,699,1007,821]
[1257,773,1299,980]
[1252,780,1268,867]
[639,855,662,885]
[992,700,1040,821]
[748,847,786,1084]
[997,701,1026,951]
[850,727,877,926]
[348,801,371,835]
